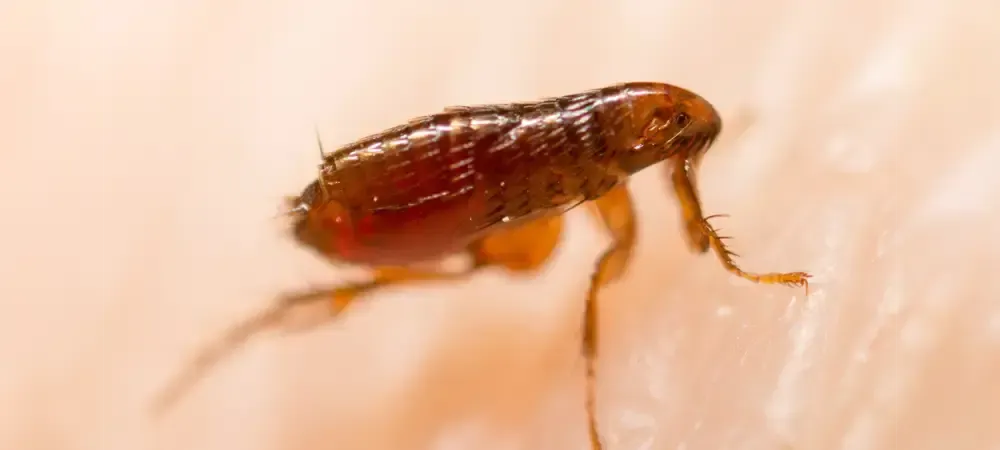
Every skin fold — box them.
[1,1,998,449]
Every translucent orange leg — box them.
[292,213,567,313]
[581,183,638,450]
[668,155,710,254]
[151,215,565,416]
[468,213,564,273]
[668,153,811,291]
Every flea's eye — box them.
[675,112,690,127]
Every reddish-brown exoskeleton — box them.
[154,82,810,448]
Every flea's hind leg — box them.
[149,265,477,415]
[151,215,566,415]
[667,153,811,290]
[581,183,638,450]
[273,214,566,328]
[306,212,566,315]
[468,213,564,272]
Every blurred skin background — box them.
[2,0,999,449]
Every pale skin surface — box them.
[2,1,1000,450]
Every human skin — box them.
[1,0,999,449]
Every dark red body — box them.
[291,82,719,266]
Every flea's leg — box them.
[581,183,638,450]
[668,154,711,253]
[309,212,566,316]
[149,266,474,415]
[152,215,565,415]
[293,212,565,316]
[468,213,564,273]
[667,153,811,290]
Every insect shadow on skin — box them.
[151,82,811,450]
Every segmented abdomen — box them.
[319,86,631,264]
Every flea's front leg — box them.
[667,153,810,290]
[668,153,711,253]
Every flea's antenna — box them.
[314,125,331,198]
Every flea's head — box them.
[617,82,722,173]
